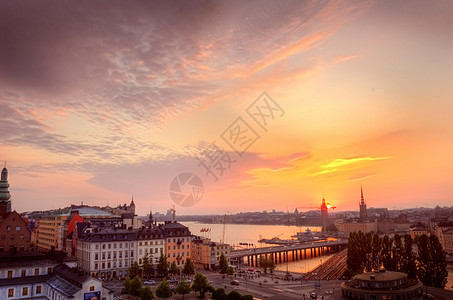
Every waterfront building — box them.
[341,269,423,299]
[0,166,31,252]
[159,221,192,267]
[0,251,113,300]
[191,236,231,270]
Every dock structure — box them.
[230,239,348,267]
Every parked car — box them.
[230,280,240,286]
[144,280,156,285]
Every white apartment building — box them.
[0,251,112,300]
[137,227,165,266]
[76,228,137,279]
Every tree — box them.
[129,261,141,279]
[175,280,191,300]
[219,253,229,274]
[227,290,242,300]
[157,253,169,278]
[155,280,173,299]
[170,261,179,276]
[242,295,254,300]
[212,288,226,300]
[401,234,417,278]
[259,255,275,275]
[123,276,132,295]
[392,234,403,271]
[130,276,143,299]
[143,254,154,279]
[140,286,154,300]
[183,258,195,276]
[416,234,448,288]
[192,272,210,298]
[381,235,393,271]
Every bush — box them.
[242,295,254,300]
[212,288,227,300]
[227,290,242,300]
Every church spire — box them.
[361,186,365,205]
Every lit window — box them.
[22,287,28,296]
[36,285,42,294]
[90,286,95,291]
[16,226,21,231]
[8,288,14,297]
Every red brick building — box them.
[0,166,31,252]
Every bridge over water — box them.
[230,239,348,267]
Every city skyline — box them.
[1,0,452,215]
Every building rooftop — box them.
[354,270,407,282]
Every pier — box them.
[230,239,347,267]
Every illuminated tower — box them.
[0,165,12,218]
[359,186,367,219]
[321,197,328,232]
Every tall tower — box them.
[359,186,367,219]
[129,196,136,214]
[320,197,328,232]
[0,166,12,218]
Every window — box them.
[108,244,111,249]
[6,226,11,231]
[131,251,134,258]
[16,226,21,231]
[90,286,95,291]
[95,263,98,269]
[22,287,28,296]
[108,262,111,268]
[35,268,39,276]
[21,269,26,277]
[7,270,12,278]
[36,285,42,294]
[47,267,52,274]
[102,244,106,249]
[8,288,14,297]
[96,244,99,249]
[102,253,105,260]
[102,262,105,269]
[20,234,24,240]
[95,253,99,260]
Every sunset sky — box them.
[1,0,452,216]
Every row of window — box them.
[138,240,165,246]
[4,226,22,231]
[0,245,25,252]
[167,251,190,258]
[138,248,164,255]
[5,268,52,279]
[94,250,134,260]
[0,234,25,240]
[8,285,42,298]
[93,242,133,250]
[94,259,132,270]
[167,244,187,250]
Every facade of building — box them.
[191,236,231,270]
[76,227,138,279]
[436,225,453,254]
[341,269,423,299]
[136,227,165,266]
[0,167,31,253]
[160,222,192,267]
[0,251,113,300]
